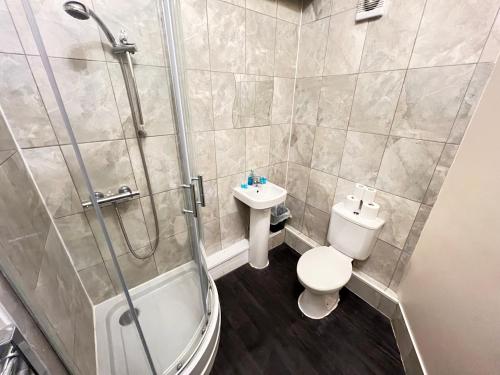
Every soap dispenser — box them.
[248,170,255,186]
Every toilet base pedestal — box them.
[298,289,340,319]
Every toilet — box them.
[296,202,385,319]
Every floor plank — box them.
[211,244,405,375]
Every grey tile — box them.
[423,144,458,206]
[376,137,444,201]
[354,239,401,286]
[285,194,306,230]
[269,162,287,187]
[186,70,214,132]
[377,295,399,319]
[246,0,277,16]
[246,126,271,169]
[234,77,274,127]
[317,74,356,130]
[0,0,23,54]
[296,18,330,77]
[215,129,246,177]
[272,77,294,124]
[339,131,387,186]
[211,72,237,130]
[330,0,358,15]
[306,169,337,212]
[302,0,331,24]
[270,123,291,164]
[180,0,210,70]
[127,135,181,194]
[246,10,276,75]
[311,127,347,175]
[55,213,102,271]
[345,274,381,309]
[376,190,420,249]
[220,210,248,248]
[217,173,246,217]
[389,252,411,292]
[23,146,82,219]
[208,0,245,73]
[349,70,406,135]
[332,177,356,205]
[360,0,425,72]
[286,162,310,201]
[410,0,499,68]
[403,204,431,255]
[105,252,158,290]
[277,0,301,24]
[78,263,116,304]
[391,65,475,142]
[448,64,494,144]
[203,219,222,255]
[289,124,315,167]
[0,54,57,148]
[191,131,217,181]
[155,231,192,274]
[293,77,322,125]
[274,20,299,78]
[324,9,367,75]
[480,13,500,63]
[302,204,330,244]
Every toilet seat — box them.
[297,246,352,294]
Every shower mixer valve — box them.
[81,186,140,208]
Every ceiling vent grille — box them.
[355,0,385,21]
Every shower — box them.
[63,1,160,260]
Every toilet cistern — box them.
[233,182,287,268]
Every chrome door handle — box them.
[182,183,198,217]
[192,175,206,207]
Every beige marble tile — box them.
[277,0,301,24]
[269,162,287,187]
[186,70,214,132]
[246,126,271,170]
[360,0,425,72]
[311,127,346,175]
[105,252,158,289]
[324,9,367,75]
[234,76,274,127]
[317,74,356,130]
[332,177,356,205]
[391,65,474,142]
[55,213,102,271]
[181,0,210,70]
[296,18,330,77]
[23,146,82,219]
[306,169,337,212]
[410,0,499,68]
[272,77,294,124]
[389,251,411,291]
[211,72,237,129]
[0,0,23,54]
[448,64,494,144]
[217,173,246,217]
[340,131,387,186]
[0,54,57,148]
[403,204,431,254]
[480,12,500,63]
[376,137,443,201]
[293,77,322,125]
[270,123,291,164]
[350,70,405,135]
[302,0,331,24]
[208,0,245,73]
[155,231,192,274]
[302,204,330,244]
[246,0,277,16]
[127,135,181,194]
[220,210,248,248]
[0,114,15,164]
[246,10,276,75]
[330,0,358,15]
[274,20,299,78]
[423,144,458,206]
[215,129,246,177]
[376,190,420,249]
[78,263,116,304]
[289,124,315,167]
[203,219,222,255]
[107,63,174,138]
[286,162,310,202]
[61,140,136,198]
[286,194,306,230]
[354,239,401,286]
[191,131,217,180]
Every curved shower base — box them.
[94,262,220,374]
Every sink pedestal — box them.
[249,208,271,269]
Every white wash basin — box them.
[233,182,287,210]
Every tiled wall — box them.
[286,0,500,291]
[0,112,95,374]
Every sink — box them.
[233,182,287,210]
[233,182,287,269]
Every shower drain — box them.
[119,308,140,326]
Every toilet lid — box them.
[297,246,352,293]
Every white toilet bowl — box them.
[296,246,352,319]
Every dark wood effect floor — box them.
[211,244,405,375]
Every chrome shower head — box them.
[62,1,118,46]
[63,1,90,20]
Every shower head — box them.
[62,1,118,46]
